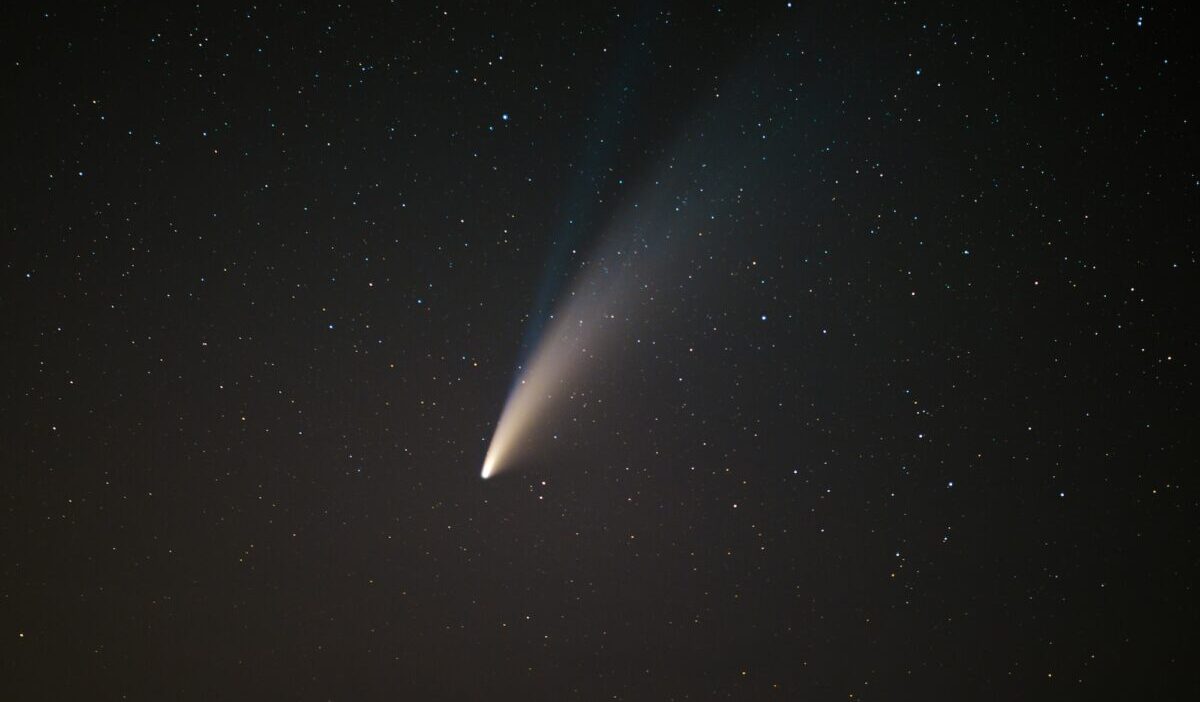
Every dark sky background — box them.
[3,2,1197,700]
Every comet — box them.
[479,69,767,478]
[480,246,634,478]
[477,17,675,481]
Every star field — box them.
[2,2,1197,700]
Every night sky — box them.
[3,2,1197,699]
